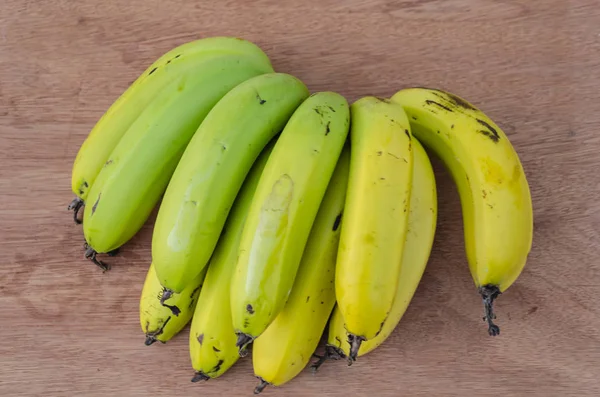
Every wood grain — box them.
[1,0,599,395]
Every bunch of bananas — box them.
[69,36,533,393]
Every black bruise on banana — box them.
[91,193,101,215]
[212,346,220,352]
[425,99,454,113]
[188,286,202,309]
[325,121,331,135]
[256,93,266,105]
[332,213,342,231]
[197,333,204,345]
[144,316,172,346]
[148,67,158,76]
[476,118,501,143]
[209,359,224,375]
[246,304,255,314]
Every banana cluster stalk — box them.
[230,91,350,355]
[252,145,350,393]
[334,97,414,362]
[391,88,533,335]
[313,138,437,368]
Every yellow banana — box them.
[391,87,533,335]
[231,92,350,354]
[139,263,207,345]
[189,139,274,383]
[334,96,413,362]
[314,138,436,368]
[152,73,309,295]
[252,145,349,394]
[82,54,272,270]
[69,37,273,223]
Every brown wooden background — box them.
[1,0,599,395]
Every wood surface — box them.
[1,0,599,395]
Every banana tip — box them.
[235,332,254,357]
[191,371,210,383]
[347,333,365,364]
[479,284,502,336]
[254,378,269,394]
[144,335,157,346]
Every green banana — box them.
[152,72,309,294]
[230,91,350,354]
[82,54,272,270]
[69,37,272,222]
[252,145,349,393]
[189,139,275,382]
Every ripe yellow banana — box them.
[189,139,274,383]
[82,54,272,270]
[69,37,273,223]
[391,88,533,335]
[314,138,436,368]
[334,96,413,362]
[252,145,349,394]
[230,92,350,354]
[139,262,207,345]
[152,73,309,295]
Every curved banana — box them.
[189,140,274,383]
[252,145,350,394]
[391,88,533,335]
[140,263,207,345]
[334,96,413,362]
[152,73,309,294]
[82,55,272,270]
[230,92,350,354]
[314,138,436,368]
[69,37,272,222]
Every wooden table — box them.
[1,0,599,395]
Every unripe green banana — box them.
[152,72,309,294]
[82,54,272,270]
[230,92,350,354]
[252,145,349,393]
[189,139,274,383]
[69,37,272,222]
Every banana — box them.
[313,138,436,368]
[152,73,309,295]
[252,145,350,394]
[189,139,274,383]
[82,54,272,270]
[391,88,533,335]
[334,96,413,362]
[140,263,207,345]
[68,37,273,223]
[230,92,350,354]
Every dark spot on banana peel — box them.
[429,89,475,111]
[387,152,400,160]
[314,107,323,116]
[375,97,391,103]
[376,151,382,156]
[332,213,342,231]
[404,129,411,140]
[411,115,418,121]
[175,54,181,58]
[188,286,201,309]
[246,304,254,314]
[212,346,221,352]
[191,372,210,382]
[197,333,204,345]
[325,121,331,135]
[145,316,171,345]
[451,124,454,129]
[104,159,113,166]
[210,359,224,375]
[91,193,101,215]
[476,119,500,142]
[256,93,266,105]
[306,296,310,303]
[482,190,487,199]
[327,105,336,112]
[425,99,453,112]
[148,67,157,75]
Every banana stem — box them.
[144,335,157,346]
[347,334,365,365]
[235,332,254,357]
[83,244,110,272]
[310,345,345,372]
[479,285,501,336]
[191,371,210,383]
[254,378,269,394]
[68,197,84,224]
